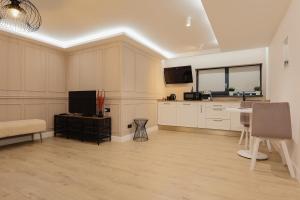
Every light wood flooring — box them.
[0,130,299,200]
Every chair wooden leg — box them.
[250,137,261,171]
[273,141,286,165]
[281,140,296,178]
[239,129,245,145]
[245,128,249,149]
[39,132,43,143]
[266,139,272,153]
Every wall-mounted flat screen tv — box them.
[69,91,96,116]
[164,66,193,84]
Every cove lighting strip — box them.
[0,26,174,58]
[0,0,218,59]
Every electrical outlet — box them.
[128,124,132,129]
[105,108,110,113]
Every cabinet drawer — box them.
[206,104,230,119]
[206,119,230,130]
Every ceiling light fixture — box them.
[0,0,41,32]
[186,16,192,27]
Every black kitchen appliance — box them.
[167,94,176,101]
[184,92,202,101]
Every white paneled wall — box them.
[0,33,67,131]
[66,39,164,137]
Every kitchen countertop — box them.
[158,96,266,103]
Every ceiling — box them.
[202,0,291,51]
[0,0,292,58]
[9,0,218,58]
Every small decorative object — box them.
[133,118,149,142]
[228,87,235,96]
[0,0,42,32]
[97,90,105,117]
[254,86,261,96]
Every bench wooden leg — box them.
[39,132,43,143]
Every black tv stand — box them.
[54,114,111,145]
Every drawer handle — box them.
[183,103,191,106]
[213,119,223,122]
[163,103,170,105]
[213,105,223,107]
[213,108,223,111]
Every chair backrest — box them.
[240,101,262,126]
[251,102,292,139]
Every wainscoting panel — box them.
[24,104,47,122]
[24,45,47,92]
[7,40,23,91]
[48,52,66,93]
[0,104,22,122]
[47,103,67,129]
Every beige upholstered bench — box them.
[0,119,46,143]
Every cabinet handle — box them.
[213,108,223,111]
[213,105,223,107]
[213,119,223,122]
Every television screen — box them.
[69,91,96,116]
[164,66,193,84]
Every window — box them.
[196,64,262,96]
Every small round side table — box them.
[133,118,149,142]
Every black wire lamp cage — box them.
[0,0,41,32]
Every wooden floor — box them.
[0,130,299,200]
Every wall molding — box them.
[111,125,158,142]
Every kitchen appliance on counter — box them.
[184,92,202,101]
[167,94,177,101]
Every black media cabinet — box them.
[54,114,111,145]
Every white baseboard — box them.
[111,126,158,142]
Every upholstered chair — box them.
[239,101,272,152]
[239,101,253,147]
[250,102,295,178]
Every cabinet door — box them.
[229,103,243,131]
[177,102,198,128]
[158,102,177,126]
[198,104,206,128]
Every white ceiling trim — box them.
[0,0,218,59]
[0,26,175,58]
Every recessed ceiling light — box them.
[186,16,192,27]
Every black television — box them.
[69,91,96,116]
[164,66,193,84]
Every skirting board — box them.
[111,126,158,142]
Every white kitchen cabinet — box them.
[206,119,230,130]
[177,102,198,128]
[158,102,177,126]
[229,103,243,131]
[198,104,206,128]
[158,101,243,131]
[205,103,230,119]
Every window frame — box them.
[195,63,263,97]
